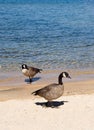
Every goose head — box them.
[22,64,28,70]
[58,72,71,85]
[62,72,71,79]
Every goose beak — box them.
[68,76,71,79]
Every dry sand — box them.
[0,95,94,130]
[0,70,94,130]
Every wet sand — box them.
[0,69,94,101]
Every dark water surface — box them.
[0,2,94,72]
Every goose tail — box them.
[39,69,42,73]
[32,90,38,95]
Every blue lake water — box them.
[0,2,94,72]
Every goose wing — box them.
[32,83,58,96]
[29,66,42,73]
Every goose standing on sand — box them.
[32,72,71,107]
[22,64,42,83]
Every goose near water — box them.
[22,64,42,83]
[32,72,71,107]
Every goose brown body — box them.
[34,83,64,101]
[22,66,41,77]
[22,64,42,83]
[32,72,71,102]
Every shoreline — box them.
[0,69,94,101]
[0,69,94,130]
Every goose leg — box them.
[29,77,32,83]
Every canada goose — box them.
[22,64,42,83]
[32,72,71,107]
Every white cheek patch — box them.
[23,65,26,68]
[63,73,66,78]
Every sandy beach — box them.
[1,1,94,129]
[0,69,94,101]
[0,70,94,130]
[0,94,94,130]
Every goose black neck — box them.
[58,73,63,85]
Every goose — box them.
[32,72,71,107]
[22,64,42,83]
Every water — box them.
[0,2,94,72]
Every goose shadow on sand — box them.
[25,77,41,83]
[35,101,68,108]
